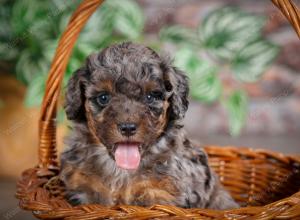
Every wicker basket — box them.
[16,0,300,219]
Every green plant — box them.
[0,2,279,135]
[160,7,279,135]
[0,0,144,116]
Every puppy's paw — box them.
[207,182,239,210]
[133,192,176,207]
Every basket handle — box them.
[37,0,300,173]
[38,0,105,174]
[272,0,300,38]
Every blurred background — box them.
[0,0,299,219]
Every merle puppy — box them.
[60,42,238,209]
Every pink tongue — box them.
[115,143,141,170]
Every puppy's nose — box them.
[118,123,137,136]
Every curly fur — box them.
[60,42,238,209]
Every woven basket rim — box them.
[16,145,300,219]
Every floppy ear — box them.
[64,66,89,122]
[162,60,189,120]
[64,52,105,121]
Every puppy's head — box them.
[65,42,188,170]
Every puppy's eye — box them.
[145,94,154,103]
[96,92,111,106]
[145,91,163,104]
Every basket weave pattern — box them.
[16,0,300,219]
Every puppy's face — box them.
[65,42,188,170]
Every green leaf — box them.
[77,3,115,46]
[159,26,197,46]
[108,0,144,40]
[72,0,144,48]
[224,90,248,136]
[0,1,17,60]
[0,41,18,61]
[199,7,265,61]
[190,71,222,103]
[11,0,51,35]
[11,0,75,51]
[52,0,81,13]
[174,48,203,74]
[73,43,96,62]
[174,48,221,103]
[42,39,58,63]
[24,73,46,107]
[231,40,279,82]
[15,50,49,84]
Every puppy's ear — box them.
[64,52,105,121]
[162,58,189,120]
[64,66,89,122]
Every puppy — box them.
[60,42,238,209]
